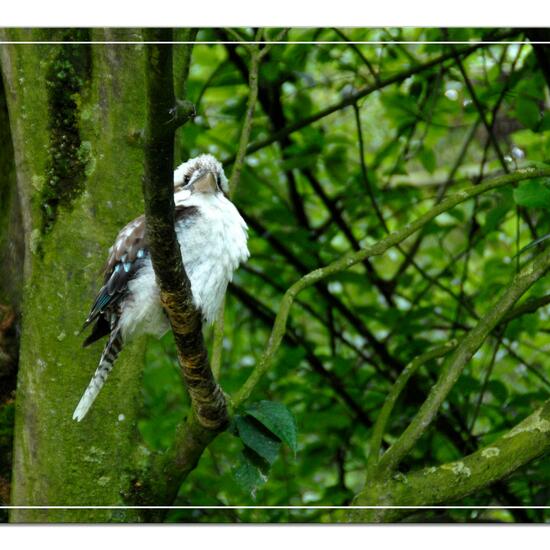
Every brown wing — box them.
[81,205,199,346]
[81,215,147,342]
[102,215,146,282]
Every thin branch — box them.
[332,28,380,84]
[258,28,289,60]
[175,28,199,99]
[452,48,508,172]
[366,340,458,480]
[353,102,387,232]
[469,332,503,433]
[504,294,550,323]
[228,30,263,197]
[391,117,482,283]
[232,168,550,408]
[229,284,375,427]
[211,28,269,379]
[240,264,384,374]
[225,28,256,56]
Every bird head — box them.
[173,154,229,196]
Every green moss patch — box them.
[40,30,92,233]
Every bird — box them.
[73,154,249,421]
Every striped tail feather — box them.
[73,329,123,422]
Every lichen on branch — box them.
[349,399,550,522]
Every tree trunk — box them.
[1,29,150,522]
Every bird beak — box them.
[192,171,218,194]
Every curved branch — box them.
[376,245,550,477]
[366,340,458,479]
[350,399,550,522]
[232,167,550,408]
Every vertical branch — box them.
[229,29,263,198]
[142,28,226,431]
[353,102,387,233]
[176,28,199,99]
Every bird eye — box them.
[183,174,191,184]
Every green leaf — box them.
[235,415,281,465]
[233,450,267,497]
[513,179,550,209]
[487,380,508,404]
[244,400,298,455]
[514,97,540,129]
[419,147,436,173]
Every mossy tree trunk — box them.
[0,29,152,522]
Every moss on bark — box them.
[40,29,92,234]
[1,29,149,522]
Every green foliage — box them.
[228,401,297,495]
[145,28,550,522]
[243,401,298,455]
[513,179,550,209]
[234,414,281,465]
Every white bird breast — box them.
[118,189,249,340]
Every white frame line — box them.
[0,41,549,45]
[1,505,549,510]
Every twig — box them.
[229,284,375,426]
[210,28,277,379]
[223,33,519,166]
[332,28,380,84]
[469,332,503,433]
[366,340,458,480]
[229,29,263,198]
[353,102,387,232]
[176,28,199,99]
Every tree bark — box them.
[1,28,149,522]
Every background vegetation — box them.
[0,27,549,522]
